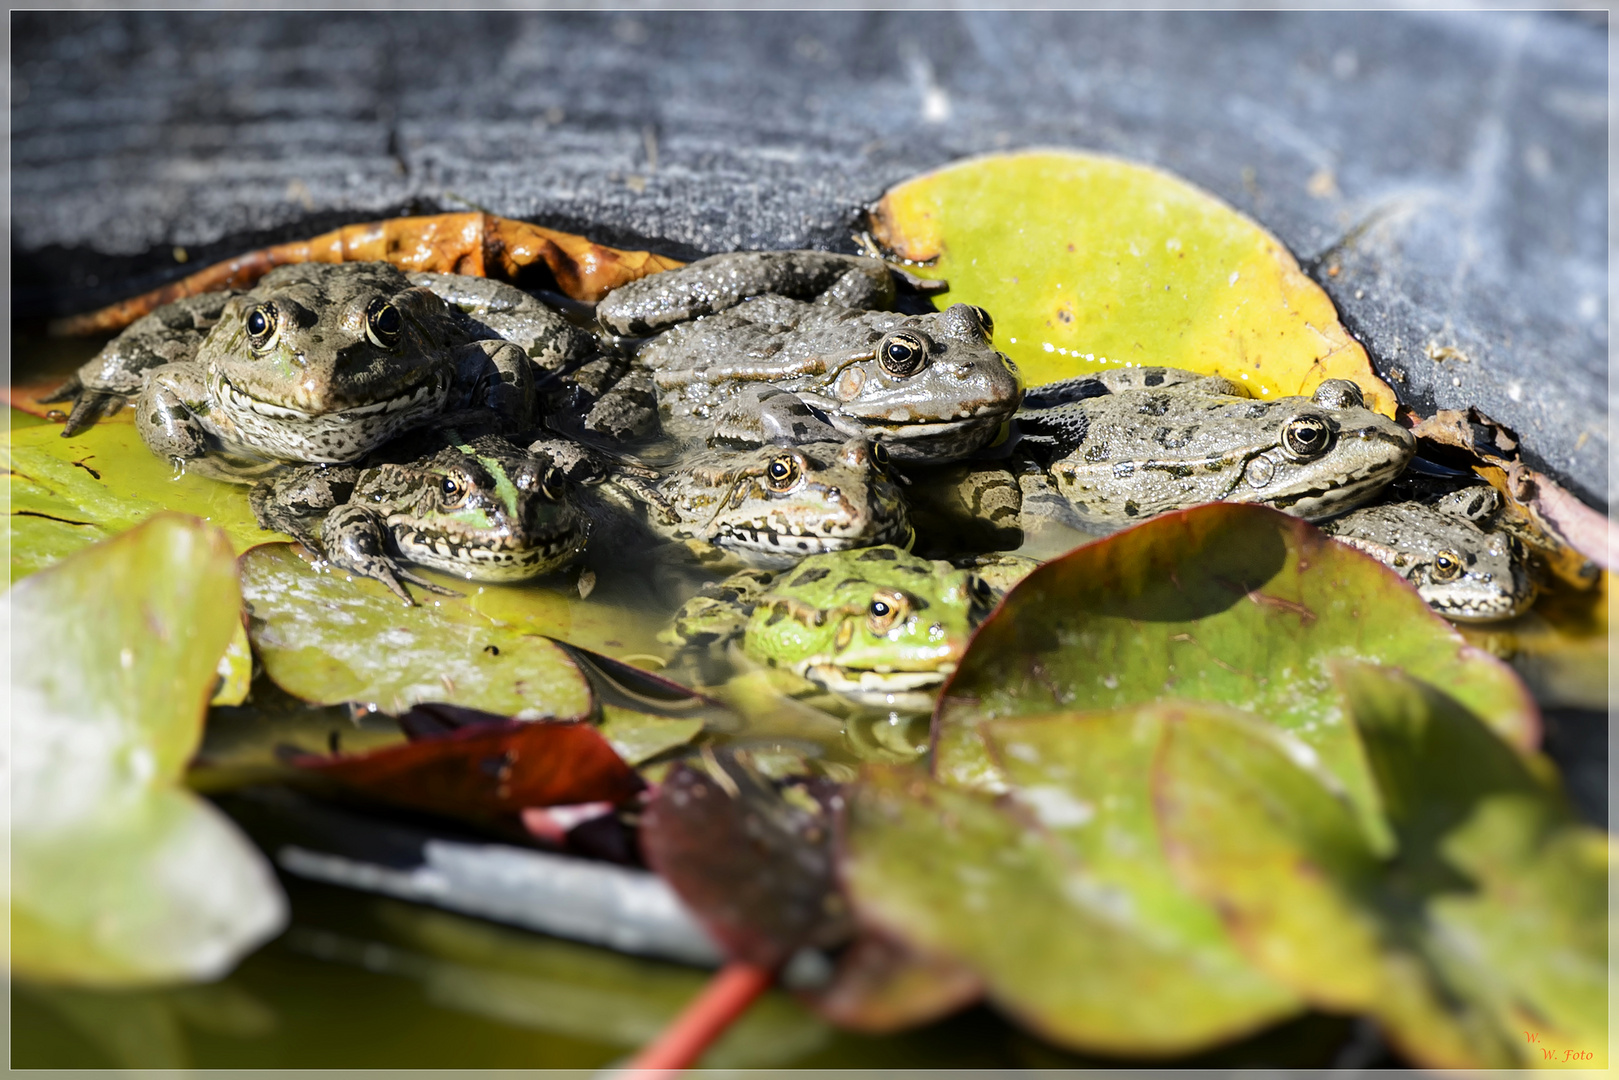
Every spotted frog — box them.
[595,251,1024,463]
[1320,483,1538,622]
[1014,368,1415,531]
[665,545,1036,715]
[595,436,913,570]
[47,262,599,472]
[251,432,589,603]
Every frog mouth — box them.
[215,369,450,421]
[391,523,584,581]
[712,519,915,562]
[801,662,952,710]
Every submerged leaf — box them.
[1154,667,1608,1070]
[6,513,286,984]
[934,503,1539,844]
[868,150,1395,413]
[4,412,286,583]
[240,543,594,721]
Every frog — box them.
[1012,368,1416,531]
[592,436,913,571]
[1318,482,1539,622]
[250,431,590,604]
[44,262,603,472]
[663,545,1038,714]
[594,251,1024,463]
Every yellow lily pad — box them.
[868,150,1396,414]
[4,411,288,584]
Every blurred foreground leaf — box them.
[6,514,286,985]
[868,151,1395,413]
[241,543,594,720]
[935,503,1540,845]
[4,412,286,584]
[842,716,1300,1058]
[1155,665,1607,1070]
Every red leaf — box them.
[289,718,642,824]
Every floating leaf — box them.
[241,542,594,720]
[868,151,1396,413]
[1154,666,1608,1070]
[4,411,286,583]
[288,716,643,826]
[6,513,286,985]
[598,704,704,767]
[842,710,1301,1058]
[798,932,983,1035]
[640,757,850,968]
[935,503,1540,845]
[209,621,253,707]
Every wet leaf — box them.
[842,713,1300,1058]
[934,503,1540,845]
[51,212,686,336]
[288,715,643,826]
[1154,665,1608,1070]
[210,621,253,707]
[598,704,704,767]
[4,411,286,583]
[240,543,594,720]
[640,756,851,968]
[798,932,983,1035]
[6,513,286,985]
[868,150,1396,413]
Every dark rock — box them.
[11,10,1606,505]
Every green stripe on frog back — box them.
[457,441,523,518]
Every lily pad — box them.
[240,543,594,721]
[4,411,287,584]
[6,513,286,985]
[1154,664,1607,1070]
[842,706,1301,1058]
[868,150,1396,414]
[934,503,1540,846]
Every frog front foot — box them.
[134,362,214,464]
[39,374,128,436]
[321,504,460,605]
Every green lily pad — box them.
[240,543,595,721]
[597,704,704,766]
[841,704,1301,1058]
[4,412,287,584]
[1153,665,1608,1070]
[934,503,1540,846]
[868,150,1397,414]
[7,513,286,985]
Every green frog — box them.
[251,432,589,604]
[1319,483,1539,622]
[1014,368,1416,530]
[594,436,913,571]
[595,251,1023,463]
[46,262,601,471]
[665,545,1037,715]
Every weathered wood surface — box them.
[11,10,1607,507]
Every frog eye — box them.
[970,306,994,340]
[866,588,912,636]
[365,300,404,348]
[244,303,280,351]
[1281,415,1334,460]
[439,474,468,505]
[871,441,891,469]
[879,332,929,377]
[1432,550,1465,582]
[764,454,803,493]
[539,469,563,501]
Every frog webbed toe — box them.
[41,375,131,437]
[321,504,459,606]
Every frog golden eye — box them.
[244,304,279,351]
[871,441,891,469]
[764,454,802,493]
[1281,415,1334,459]
[879,332,928,377]
[866,588,912,636]
[970,306,994,340]
[1432,551,1465,582]
[439,475,468,504]
[539,470,563,501]
[365,299,403,347]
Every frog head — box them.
[680,437,914,568]
[199,263,460,461]
[744,545,995,712]
[822,304,1023,462]
[377,435,587,581]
